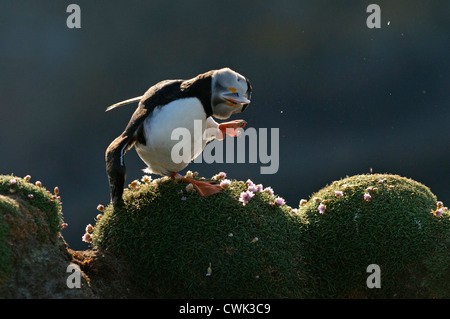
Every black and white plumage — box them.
[105,68,252,206]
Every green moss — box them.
[297,174,450,298]
[0,214,12,281]
[91,173,449,298]
[93,176,307,298]
[0,174,65,282]
[0,175,63,235]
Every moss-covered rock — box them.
[92,174,307,298]
[297,174,450,298]
[0,174,93,298]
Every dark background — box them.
[1,1,448,250]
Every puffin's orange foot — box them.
[218,120,247,138]
[182,177,222,197]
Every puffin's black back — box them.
[105,70,214,206]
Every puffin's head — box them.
[211,68,252,120]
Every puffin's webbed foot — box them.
[172,173,222,197]
[218,120,247,138]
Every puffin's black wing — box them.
[105,79,183,205]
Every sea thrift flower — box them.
[292,208,299,215]
[245,179,255,187]
[61,223,68,229]
[364,193,372,201]
[436,208,444,217]
[274,196,286,206]
[212,172,227,180]
[334,190,343,197]
[299,199,308,206]
[82,233,92,243]
[248,184,258,193]
[220,179,231,189]
[263,187,274,196]
[85,224,94,233]
[239,190,255,206]
[437,201,444,208]
[141,175,152,183]
[129,180,140,189]
[9,178,17,185]
[185,183,195,193]
[185,170,194,178]
[378,179,384,184]
[35,181,42,187]
[24,175,31,182]
[28,194,34,199]
[255,184,264,192]
[366,186,373,192]
[318,203,326,214]
[97,204,105,212]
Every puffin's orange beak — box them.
[222,92,251,105]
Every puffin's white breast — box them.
[135,97,207,176]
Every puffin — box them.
[105,68,252,206]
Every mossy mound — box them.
[297,174,450,298]
[92,175,307,298]
[0,174,68,296]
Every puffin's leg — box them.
[171,173,222,197]
[105,134,134,206]
[218,120,247,138]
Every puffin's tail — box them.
[105,96,143,112]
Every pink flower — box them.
[437,201,443,208]
[248,184,258,193]
[334,190,343,197]
[239,190,255,206]
[220,179,231,189]
[23,175,31,182]
[436,208,444,217]
[61,223,68,229]
[27,194,34,199]
[364,193,371,201]
[85,224,94,233]
[35,181,42,188]
[263,187,274,196]
[245,179,255,187]
[378,179,384,184]
[274,196,286,206]
[318,203,326,214]
[9,178,17,185]
[255,184,264,192]
[82,233,92,243]
[129,180,141,189]
[185,183,195,192]
[218,172,227,179]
